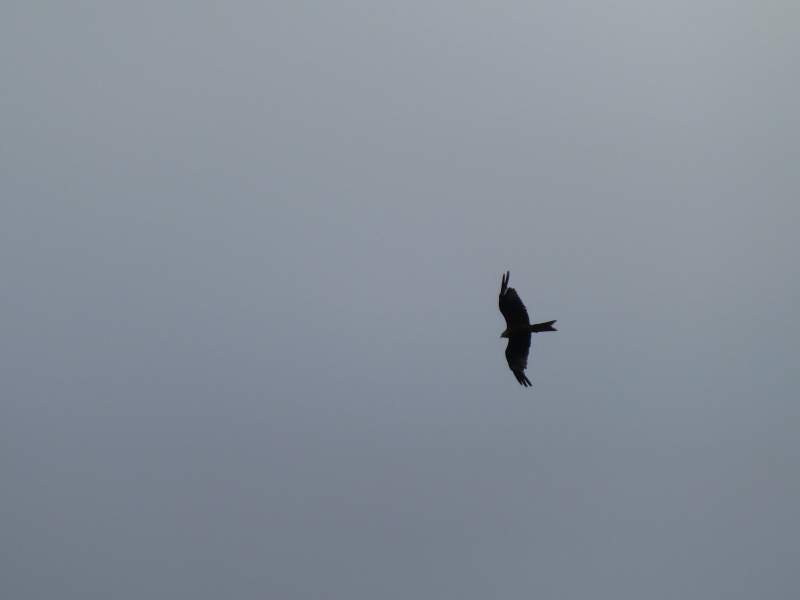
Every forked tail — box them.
[529,320,557,333]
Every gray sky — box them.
[3,2,799,598]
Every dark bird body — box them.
[498,271,556,386]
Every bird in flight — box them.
[499,271,556,386]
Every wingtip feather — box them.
[501,271,510,294]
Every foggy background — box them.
[3,2,799,598]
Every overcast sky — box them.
[3,2,799,599]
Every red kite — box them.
[499,271,556,386]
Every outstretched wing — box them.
[505,334,532,387]
[499,271,530,327]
